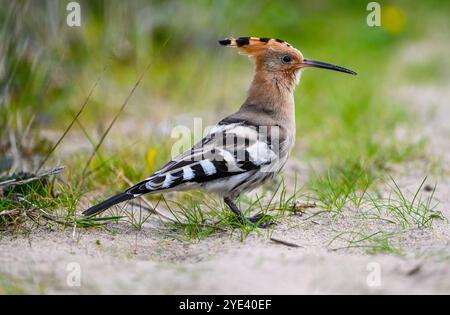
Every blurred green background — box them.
[1,0,449,195]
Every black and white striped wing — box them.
[126,123,278,196]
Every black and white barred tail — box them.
[82,192,134,216]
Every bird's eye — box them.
[281,55,292,64]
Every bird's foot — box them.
[247,213,275,229]
[230,213,275,229]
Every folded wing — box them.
[126,123,278,196]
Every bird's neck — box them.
[244,69,297,126]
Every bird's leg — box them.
[224,197,246,223]
[224,197,274,228]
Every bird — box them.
[83,36,356,227]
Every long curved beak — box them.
[301,58,357,75]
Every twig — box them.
[0,166,65,187]
[406,264,422,276]
[270,237,302,248]
[294,200,317,210]
[0,209,21,216]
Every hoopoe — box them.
[83,37,356,227]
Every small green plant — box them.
[368,177,445,228]
[309,162,373,214]
[161,193,224,240]
[328,230,404,255]
[324,176,446,255]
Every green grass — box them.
[367,177,445,228]
[0,167,124,231]
[158,180,301,241]
[324,176,445,255]
[328,230,404,255]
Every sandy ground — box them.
[1,39,450,295]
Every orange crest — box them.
[219,36,303,60]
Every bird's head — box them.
[219,37,356,85]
